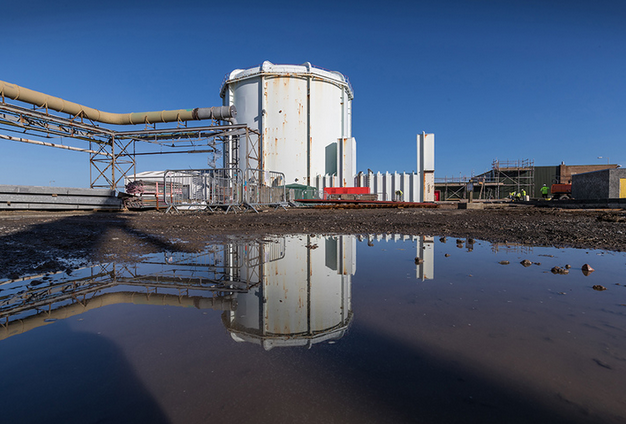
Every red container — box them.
[323,187,370,195]
[551,184,572,194]
[323,187,370,200]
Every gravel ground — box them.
[1,204,625,279]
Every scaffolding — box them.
[490,159,535,199]
[434,175,502,201]
[434,175,473,201]
[434,159,535,201]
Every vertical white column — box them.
[337,137,357,187]
[401,173,410,202]
[384,172,392,201]
[417,132,435,202]
[416,236,435,281]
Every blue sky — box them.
[1,0,624,187]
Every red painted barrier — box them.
[323,187,370,195]
[323,187,370,200]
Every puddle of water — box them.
[0,235,624,424]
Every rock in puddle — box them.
[582,264,595,276]
[551,266,569,275]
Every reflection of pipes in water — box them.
[0,79,237,125]
[0,291,236,341]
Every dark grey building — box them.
[572,168,626,200]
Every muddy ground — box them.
[1,204,625,279]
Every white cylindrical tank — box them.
[220,61,354,186]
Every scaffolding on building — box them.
[434,159,535,201]
[434,175,473,201]
[490,159,535,199]
[434,175,503,201]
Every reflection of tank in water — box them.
[223,235,355,350]
[1,235,434,345]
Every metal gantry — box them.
[0,99,260,190]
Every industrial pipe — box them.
[0,79,236,125]
[0,291,236,341]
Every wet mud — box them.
[0,205,625,279]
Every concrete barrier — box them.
[0,185,122,210]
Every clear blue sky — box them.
[1,0,624,187]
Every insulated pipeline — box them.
[0,80,236,125]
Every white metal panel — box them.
[338,137,356,187]
[321,174,331,189]
[373,172,383,200]
[383,172,392,201]
[401,173,410,202]
[263,75,309,183]
[343,235,356,276]
[356,172,366,188]
[309,237,351,334]
[416,236,435,280]
[232,286,261,331]
[310,79,345,179]
[351,138,357,184]
[423,170,435,202]
[416,132,436,201]
[424,133,435,171]
[392,173,401,200]
[225,78,260,168]
[409,173,419,202]
[355,172,434,203]
[262,237,309,335]
[417,132,435,172]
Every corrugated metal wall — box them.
[533,166,559,198]
[313,172,424,202]
[359,172,423,202]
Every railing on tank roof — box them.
[220,63,354,98]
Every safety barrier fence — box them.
[243,169,287,211]
[163,168,243,212]
[144,168,289,213]
[287,188,324,201]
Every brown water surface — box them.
[0,235,624,423]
